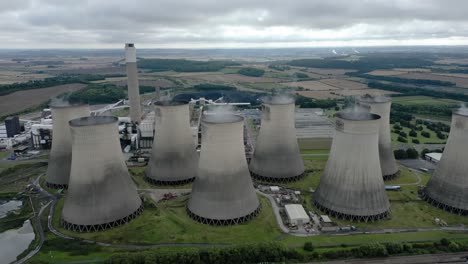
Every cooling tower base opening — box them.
[144,175,195,186]
[314,200,390,222]
[187,205,261,226]
[61,204,144,232]
[250,171,305,183]
[383,170,400,181]
[422,192,468,216]
[45,182,68,190]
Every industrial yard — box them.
[2,47,468,263]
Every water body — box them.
[0,220,35,264]
[0,200,23,218]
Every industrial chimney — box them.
[145,101,198,185]
[249,97,304,182]
[357,95,399,180]
[187,114,260,225]
[125,43,142,124]
[423,110,468,215]
[314,111,391,222]
[45,104,90,189]
[62,116,143,232]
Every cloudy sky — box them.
[1,0,468,48]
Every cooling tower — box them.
[187,114,260,225]
[314,112,391,222]
[423,110,468,215]
[45,104,90,189]
[357,95,399,180]
[62,116,143,232]
[145,101,198,185]
[249,99,304,182]
[125,43,142,124]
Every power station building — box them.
[249,98,304,182]
[188,114,260,225]
[145,101,198,185]
[357,95,399,180]
[423,110,468,215]
[125,43,142,124]
[314,111,391,222]
[62,116,143,232]
[45,104,90,189]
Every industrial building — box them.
[423,110,468,215]
[62,116,143,232]
[249,97,305,182]
[357,95,399,180]
[5,116,21,138]
[314,111,391,222]
[125,43,142,124]
[145,101,198,185]
[188,114,260,225]
[45,104,90,189]
[284,204,310,225]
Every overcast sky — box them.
[1,0,468,49]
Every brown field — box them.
[93,77,175,88]
[432,73,468,79]
[434,58,468,65]
[366,70,405,76]
[393,68,431,72]
[296,90,342,99]
[397,73,468,88]
[0,83,86,116]
[283,80,338,91]
[319,78,367,90]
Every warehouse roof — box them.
[285,204,309,220]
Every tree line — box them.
[347,72,455,87]
[138,59,240,72]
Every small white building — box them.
[270,186,280,192]
[425,152,442,163]
[284,204,310,225]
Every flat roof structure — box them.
[285,204,310,225]
[425,152,442,163]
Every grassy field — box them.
[52,195,282,245]
[393,96,462,106]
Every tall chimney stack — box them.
[125,43,142,124]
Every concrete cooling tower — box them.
[357,95,399,180]
[187,114,260,225]
[249,98,304,182]
[125,43,142,124]
[145,101,198,185]
[314,112,391,222]
[45,104,90,189]
[423,110,468,215]
[62,116,143,232]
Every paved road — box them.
[320,251,468,263]
[256,190,290,234]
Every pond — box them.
[0,220,35,264]
[0,200,23,218]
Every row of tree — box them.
[138,59,240,72]
[347,72,455,87]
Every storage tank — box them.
[62,116,143,232]
[423,110,468,215]
[357,95,399,180]
[187,114,260,225]
[145,101,198,185]
[314,111,391,222]
[249,97,304,182]
[45,104,90,189]
[125,43,142,124]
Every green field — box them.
[392,96,462,106]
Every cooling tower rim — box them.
[336,112,381,121]
[69,116,118,127]
[154,100,188,107]
[202,114,244,124]
[262,99,295,105]
[50,103,88,109]
[125,43,135,47]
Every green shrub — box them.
[303,242,314,252]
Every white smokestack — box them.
[125,43,142,124]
